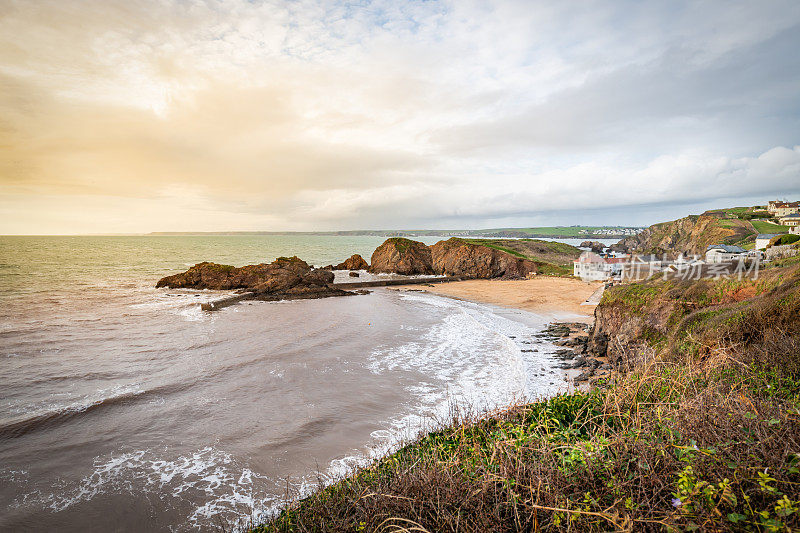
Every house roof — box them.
[780,213,800,219]
[706,244,746,253]
[574,252,629,264]
[757,234,783,239]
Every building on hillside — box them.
[755,234,784,250]
[573,252,629,281]
[705,244,747,263]
[767,200,798,215]
[792,226,800,235]
[779,213,800,227]
[774,202,800,217]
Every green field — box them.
[751,219,788,234]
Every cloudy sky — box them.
[1,0,799,234]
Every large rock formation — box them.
[613,212,756,256]
[369,238,434,275]
[335,254,369,270]
[430,238,538,279]
[156,256,348,300]
[580,240,606,253]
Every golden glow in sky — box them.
[1,0,799,233]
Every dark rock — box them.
[349,271,360,277]
[335,254,369,271]
[369,238,434,275]
[580,240,607,253]
[156,257,349,301]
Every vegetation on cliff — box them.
[463,238,580,276]
[255,263,800,532]
[613,206,791,256]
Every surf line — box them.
[200,276,472,311]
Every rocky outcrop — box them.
[613,213,755,256]
[156,256,349,300]
[335,254,369,270]
[369,238,434,275]
[430,238,538,279]
[580,240,606,253]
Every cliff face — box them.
[156,256,344,299]
[588,262,800,366]
[613,213,755,256]
[369,238,434,275]
[430,238,538,279]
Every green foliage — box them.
[772,234,800,246]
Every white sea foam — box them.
[318,290,568,491]
[16,446,277,530]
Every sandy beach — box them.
[391,276,603,320]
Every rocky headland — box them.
[369,238,434,275]
[611,211,757,256]
[430,238,538,278]
[155,256,350,300]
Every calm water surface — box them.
[0,236,579,531]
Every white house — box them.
[573,252,628,281]
[792,226,800,235]
[768,201,800,216]
[705,244,747,263]
[779,213,800,227]
[755,234,783,250]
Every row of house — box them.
[767,200,800,217]
[574,245,759,281]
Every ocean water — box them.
[0,236,581,532]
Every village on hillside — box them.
[574,199,800,282]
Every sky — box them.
[1,0,800,234]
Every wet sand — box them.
[390,276,603,320]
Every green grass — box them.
[465,239,527,258]
[772,234,800,246]
[752,220,788,234]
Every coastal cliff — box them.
[430,238,538,279]
[155,256,348,300]
[612,211,756,255]
[368,237,578,278]
[589,259,800,365]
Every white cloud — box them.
[1,0,799,233]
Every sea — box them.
[0,235,611,532]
